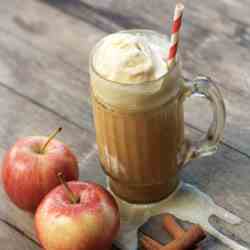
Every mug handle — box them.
[178,75,226,167]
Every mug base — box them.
[108,177,179,204]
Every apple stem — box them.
[57,172,80,204]
[40,127,62,153]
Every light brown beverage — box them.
[89,30,225,203]
[92,86,184,203]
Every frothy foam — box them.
[90,31,181,111]
[93,32,168,84]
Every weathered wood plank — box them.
[0,0,249,157]
[0,0,107,131]
[0,219,41,250]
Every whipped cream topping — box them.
[93,33,167,84]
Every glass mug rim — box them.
[89,29,179,87]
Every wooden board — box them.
[0,0,249,156]
[0,0,249,249]
[0,220,40,250]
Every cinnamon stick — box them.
[141,235,163,250]
[163,214,185,239]
[163,214,202,250]
[140,215,206,250]
[161,224,206,250]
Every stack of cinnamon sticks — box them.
[141,214,206,250]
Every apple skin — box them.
[2,136,79,212]
[35,181,120,250]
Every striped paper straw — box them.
[167,3,184,69]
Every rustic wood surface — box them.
[0,0,249,249]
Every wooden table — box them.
[0,0,249,249]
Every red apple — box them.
[35,178,120,250]
[2,128,79,212]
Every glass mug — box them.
[89,30,226,203]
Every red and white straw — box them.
[167,3,184,69]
